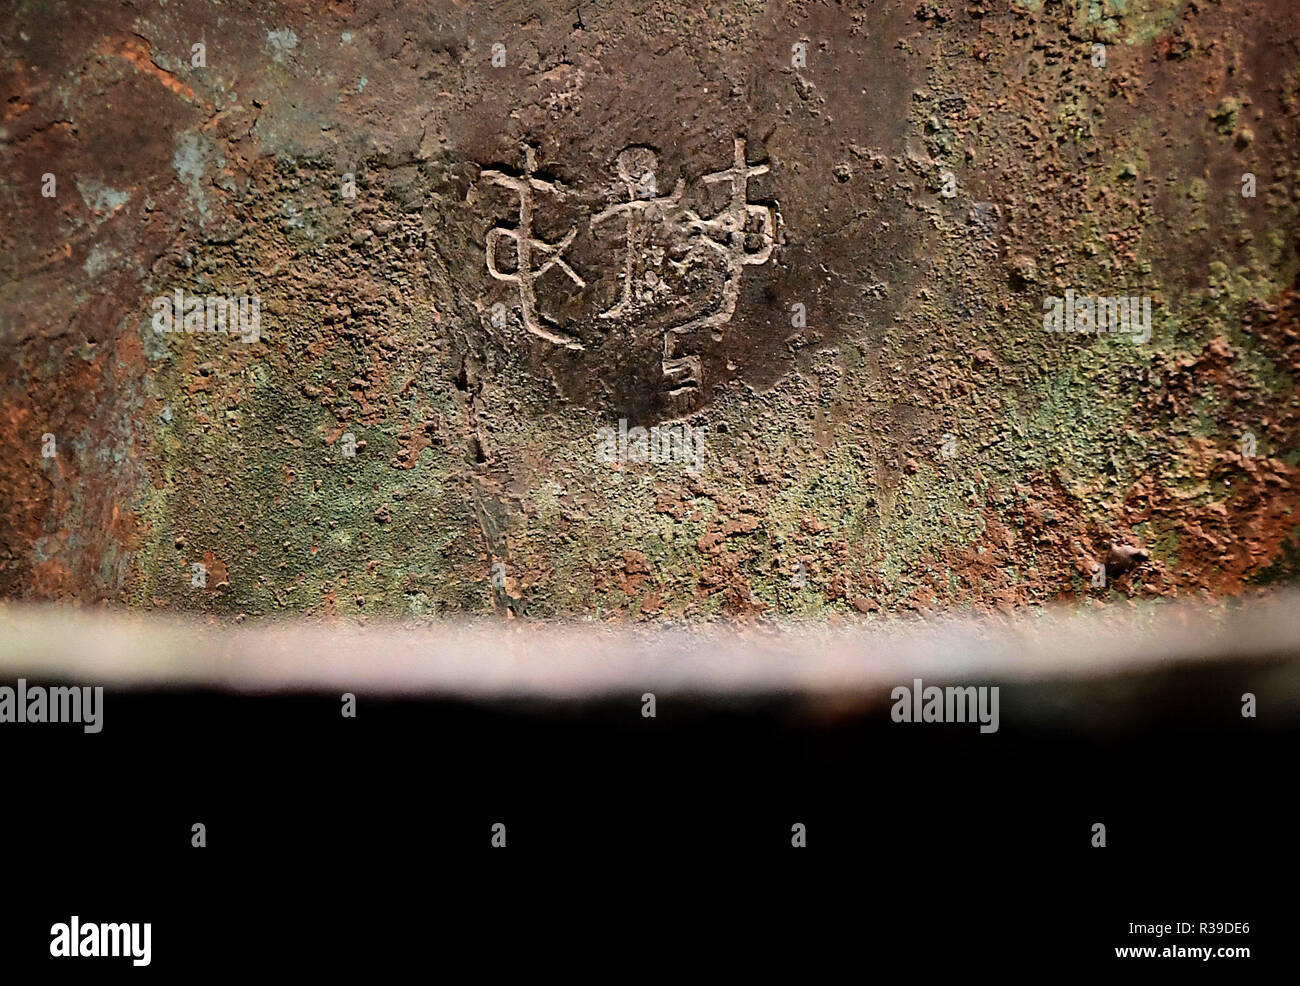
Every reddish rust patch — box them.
[101,36,199,103]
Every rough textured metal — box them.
[1,1,1298,619]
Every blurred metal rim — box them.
[0,592,1297,702]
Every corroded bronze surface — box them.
[1,1,1298,619]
